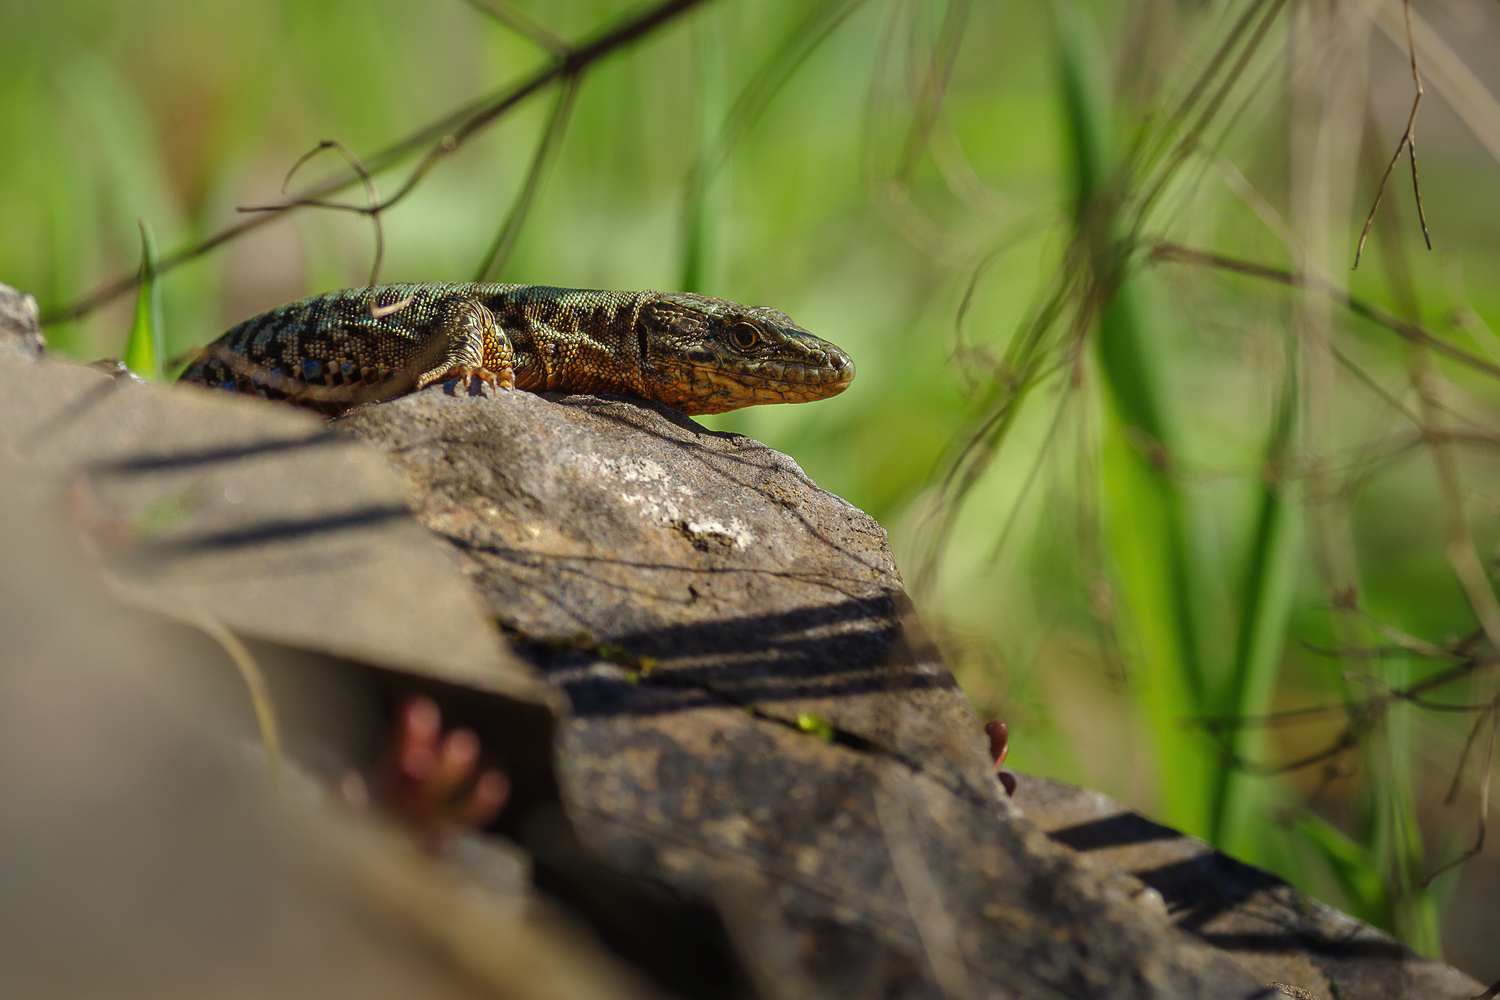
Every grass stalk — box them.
[1211,349,1302,852]
[1055,0,1217,835]
[123,219,163,380]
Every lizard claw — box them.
[450,365,515,393]
[417,365,516,393]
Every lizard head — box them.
[636,292,854,415]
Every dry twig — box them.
[473,73,581,282]
[40,0,712,326]
[1353,0,1431,269]
[1150,242,1500,382]
[464,0,569,55]
[238,139,412,317]
[1423,699,1497,885]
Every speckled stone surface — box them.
[345,386,1269,1000]
[0,350,643,1000]
[1014,773,1487,1000]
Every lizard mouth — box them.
[653,338,855,413]
[713,361,853,388]
[682,359,855,410]
[698,346,855,388]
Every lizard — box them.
[178,283,854,416]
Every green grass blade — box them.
[1291,809,1387,928]
[123,219,163,380]
[1052,0,1112,232]
[1055,0,1213,835]
[680,0,867,291]
[1211,357,1302,853]
[1094,283,1212,834]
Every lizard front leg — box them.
[414,298,516,392]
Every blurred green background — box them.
[6,0,1500,979]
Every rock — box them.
[0,351,561,823]
[1015,773,1487,1000]
[341,388,993,800]
[0,442,654,1000]
[0,281,45,360]
[343,386,1270,1000]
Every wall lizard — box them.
[178,283,854,416]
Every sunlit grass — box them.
[124,219,164,379]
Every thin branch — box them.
[1150,242,1500,382]
[1341,671,1500,713]
[1208,145,1301,265]
[1423,701,1497,885]
[1331,343,1425,426]
[1362,609,1466,661]
[1353,0,1432,269]
[464,0,569,55]
[1197,606,1499,781]
[1193,700,1352,732]
[473,74,581,281]
[893,0,969,185]
[1399,694,1498,713]
[1231,726,1365,775]
[1160,0,1273,151]
[1136,0,1289,225]
[1300,639,1454,662]
[1403,658,1497,700]
[861,0,990,267]
[912,273,1079,594]
[40,0,712,326]
[1410,350,1500,656]
[99,578,286,794]
[1444,700,1498,804]
[928,106,1009,219]
[985,375,1075,562]
[682,0,869,258]
[238,139,405,313]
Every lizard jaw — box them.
[656,356,855,414]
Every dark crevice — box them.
[500,623,995,812]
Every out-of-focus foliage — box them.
[6,0,1500,977]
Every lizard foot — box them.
[357,694,510,852]
[418,365,516,394]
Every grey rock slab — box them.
[343,386,1269,999]
[0,352,561,821]
[562,705,1267,1000]
[342,387,994,802]
[0,474,652,1000]
[1015,773,1487,1000]
[0,351,551,711]
[0,281,44,359]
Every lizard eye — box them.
[729,323,759,350]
